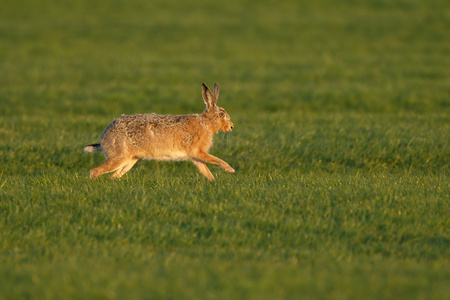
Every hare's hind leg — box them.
[192,159,215,182]
[89,157,130,179]
[111,158,138,179]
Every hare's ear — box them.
[202,83,217,110]
[213,83,219,99]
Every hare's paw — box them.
[224,165,235,173]
[89,169,99,180]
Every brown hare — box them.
[84,83,235,181]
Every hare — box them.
[84,83,235,182]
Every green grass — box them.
[1,0,449,299]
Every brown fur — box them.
[84,83,234,181]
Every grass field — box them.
[1,0,449,299]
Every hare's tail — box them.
[84,143,102,153]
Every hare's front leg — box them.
[195,152,235,174]
[192,159,215,181]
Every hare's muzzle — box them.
[221,122,234,132]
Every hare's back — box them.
[100,114,147,139]
[100,113,195,143]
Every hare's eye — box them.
[219,112,225,118]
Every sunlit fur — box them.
[84,83,234,181]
